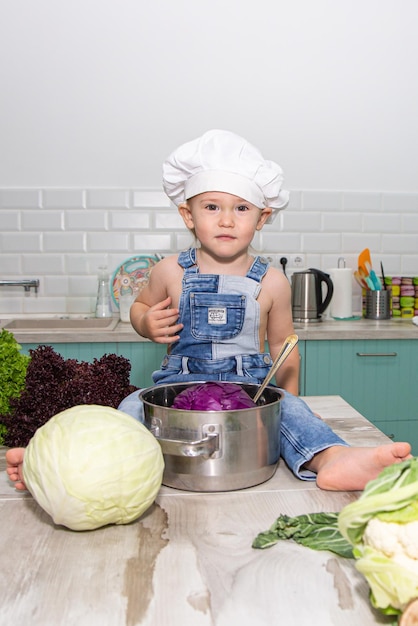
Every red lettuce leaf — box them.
[2,345,137,447]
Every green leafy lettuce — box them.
[0,329,30,444]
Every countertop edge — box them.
[1,318,417,343]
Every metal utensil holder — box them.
[365,290,390,319]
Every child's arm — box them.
[130,257,184,344]
[265,269,300,396]
[130,296,183,343]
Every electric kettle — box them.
[291,269,334,323]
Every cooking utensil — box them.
[358,248,372,276]
[380,261,387,290]
[358,267,375,290]
[253,334,299,403]
[141,382,283,491]
[354,270,368,289]
[365,262,381,290]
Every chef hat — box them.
[162,129,289,222]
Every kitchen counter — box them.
[1,316,417,343]
[0,396,397,625]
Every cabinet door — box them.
[304,339,418,441]
[373,420,418,453]
[116,343,167,388]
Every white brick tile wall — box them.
[342,233,381,252]
[22,210,63,231]
[287,191,302,210]
[363,213,402,233]
[382,193,418,212]
[43,189,85,208]
[0,189,40,208]
[175,232,195,250]
[66,211,107,231]
[1,211,20,230]
[155,212,186,229]
[403,213,418,231]
[1,233,42,252]
[283,212,322,232]
[303,233,342,253]
[303,191,343,211]
[87,189,130,208]
[1,254,22,273]
[87,232,129,251]
[382,234,418,253]
[133,191,171,207]
[133,233,172,252]
[261,232,302,252]
[22,254,65,274]
[343,192,381,211]
[44,276,70,295]
[322,212,363,232]
[110,211,150,230]
[1,187,417,315]
[43,233,85,252]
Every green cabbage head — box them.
[23,404,164,531]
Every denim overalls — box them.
[152,248,274,385]
[118,248,347,480]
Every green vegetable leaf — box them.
[355,545,417,616]
[338,457,418,547]
[252,512,354,558]
[0,329,30,443]
[337,457,418,617]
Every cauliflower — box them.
[338,457,418,617]
[363,518,418,576]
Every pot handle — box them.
[155,432,220,458]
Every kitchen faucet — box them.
[0,279,40,293]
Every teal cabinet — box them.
[303,339,418,454]
[116,343,167,388]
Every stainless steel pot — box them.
[140,382,282,492]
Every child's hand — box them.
[140,296,183,344]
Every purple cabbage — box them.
[172,382,256,411]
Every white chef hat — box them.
[162,129,289,223]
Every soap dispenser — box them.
[95,266,113,318]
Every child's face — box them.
[178,192,272,258]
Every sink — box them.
[3,317,119,331]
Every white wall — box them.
[1,0,417,191]
[1,1,417,317]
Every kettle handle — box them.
[311,268,334,315]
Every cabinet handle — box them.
[356,352,398,357]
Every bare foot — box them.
[307,442,412,491]
[6,448,27,491]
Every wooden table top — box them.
[0,396,393,626]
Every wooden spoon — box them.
[253,334,299,403]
